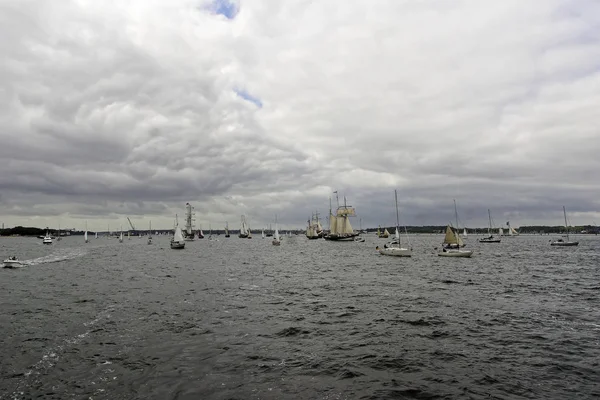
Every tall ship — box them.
[184,203,196,241]
[306,212,324,239]
[324,195,359,241]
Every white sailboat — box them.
[462,228,468,238]
[262,229,266,239]
[224,222,230,238]
[171,214,186,249]
[438,200,473,257]
[95,232,98,239]
[324,193,359,241]
[184,203,195,241]
[377,190,412,257]
[551,206,579,246]
[84,221,89,243]
[479,209,501,243]
[239,215,250,238]
[272,216,281,246]
[119,226,124,243]
[147,221,153,245]
[504,221,519,237]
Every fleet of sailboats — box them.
[22,197,586,257]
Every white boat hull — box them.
[438,249,473,257]
[170,241,185,249]
[378,247,412,257]
[3,260,23,268]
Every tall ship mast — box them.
[184,202,196,240]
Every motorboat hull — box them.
[3,260,23,268]
[551,241,579,246]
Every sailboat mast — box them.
[329,197,332,231]
[395,189,401,247]
[453,199,460,242]
[488,209,492,235]
[563,206,569,240]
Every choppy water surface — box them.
[1,234,599,399]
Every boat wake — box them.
[8,305,116,399]
[24,248,89,266]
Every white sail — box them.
[84,231,88,242]
[174,226,184,242]
[395,227,400,240]
[262,229,265,239]
[498,227,504,235]
[95,232,98,239]
[185,203,195,235]
[275,225,280,241]
[463,228,467,237]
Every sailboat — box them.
[262,229,266,239]
[504,221,519,237]
[184,203,195,241]
[551,206,579,246]
[95,232,98,239]
[272,216,281,246]
[438,200,473,257]
[224,222,230,238]
[306,212,324,239]
[147,221,153,245]
[377,190,412,257]
[239,215,251,238]
[377,226,390,238]
[462,228,468,238]
[324,194,360,241]
[171,214,186,249]
[119,226,124,243]
[479,209,501,243]
[198,228,204,239]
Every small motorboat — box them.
[3,257,23,268]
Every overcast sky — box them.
[1,0,599,231]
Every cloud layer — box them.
[1,0,599,230]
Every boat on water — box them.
[377,190,412,257]
[502,221,519,237]
[551,206,579,246]
[377,226,390,238]
[171,215,186,249]
[239,215,252,238]
[438,200,473,257]
[324,194,360,241]
[147,221,153,245]
[3,256,23,268]
[306,212,324,239]
[224,222,230,238]
[184,203,196,241]
[42,230,53,245]
[119,226,124,243]
[272,216,281,246]
[479,209,501,243]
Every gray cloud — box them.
[0,0,599,231]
